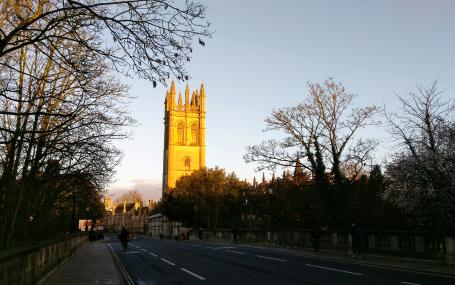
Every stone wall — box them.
[0,233,88,285]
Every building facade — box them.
[103,197,155,233]
[162,81,206,192]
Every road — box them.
[107,235,454,285]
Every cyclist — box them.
[119,227,130,252]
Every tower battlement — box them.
[164,81,206,113]
[162,81,206,193]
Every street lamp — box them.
[268,187,273,242]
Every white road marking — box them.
[219,247,235,249]
[225,250,246,255]
[140,248,147,252]
[160,258,176,266]
[148,252,158,257]
[181,268,206,280]
[256,255,286,262]
[306,264,364,276]
[205,246,220,249]
[121,251,142,254]
[401,282,421,285]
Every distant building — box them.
[103,197,156,233]
[162,81,206,193]
[146,213,188,239]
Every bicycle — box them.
[121,239,128,251]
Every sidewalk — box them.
[187,239,455,278]
[41,240,126,285]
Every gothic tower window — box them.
[191,123,199,144]
[177,121,184,144]
[184,157,191,170]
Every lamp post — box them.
[268,187,273,242]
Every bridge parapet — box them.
[188,229,455,264]
[0,233,88,285]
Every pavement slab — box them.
[41,240,125,285]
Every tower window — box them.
[184,157,191,170]
[191,123,199,144]
[177,121,184,144]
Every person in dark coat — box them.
[198,228,203,240]
[232,227,239,244]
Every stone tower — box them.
[162,81,206,192]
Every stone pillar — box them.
[368,234,376,250]
[348,234,352,254]
[415,236,424,253]
[390,235,399,251]
[332,233,338,248]
[445,237,455,264]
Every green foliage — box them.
[159,167,247,229]
[14,171,104,242]
[160,165,405,231]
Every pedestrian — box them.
[198,228,203,240]
[232,227,239,244]
[311,224,321,252]
[350,224,362,258]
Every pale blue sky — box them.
[110,0,455,201]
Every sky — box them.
[109,0,455,202]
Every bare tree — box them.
[384,82,455,231]
[245,79,379,185]
[385,81,454,158]
[0,30,133,248]
[0,0,211,83]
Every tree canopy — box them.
[245,78,379,186]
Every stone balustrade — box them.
[188,229,455,264]
[0,233,88,285]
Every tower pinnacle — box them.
[200,83,205,112]
[178,92,182,110]
[185,83,190,108]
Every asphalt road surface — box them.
[107,235,454,285]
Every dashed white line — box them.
[256,255,286,262]
[305,264,364,276]
[401,282,421,285]
[148,252,158,257]
[219,247,235,249]
[160,258,176,266]
[181,268,206,280]
[225,249,246,255]
[205,246,220,249]
[140,248,147,252]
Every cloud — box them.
[108,179,162,202]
